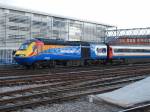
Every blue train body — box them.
[14,38,107,67]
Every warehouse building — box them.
[0,4,114,65]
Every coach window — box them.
[142,49,150,53]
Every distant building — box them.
[106,28,150,45]
[108,36,150,45]
[0,4,114,64]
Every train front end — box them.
[14,39,44,66]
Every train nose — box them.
[13,57,33,66]
[15,50,27,57]
[15,54,26,57]
[13,57,25,65]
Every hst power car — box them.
[14,38,107,68]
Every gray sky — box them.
[0,0,150,28]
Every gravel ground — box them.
[17,97,123,112]
[0,83,51,93]
[0,85,36,93]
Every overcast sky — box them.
[0,0,150,29]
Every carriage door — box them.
[36,42,44,54]
[81,46,90,59]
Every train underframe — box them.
[24,59,106,69]
[24,58,150,69]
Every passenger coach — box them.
[108,45,150,63]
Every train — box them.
[13,38,150,68]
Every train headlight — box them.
[19,54,25,57]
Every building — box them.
[106,27,150,44]
[0,4,114,65]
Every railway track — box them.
[0,65,150,87]
[0,64,150,111]
[1,63,150,77]
[0,76,145,112]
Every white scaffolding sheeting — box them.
[95,77,150,108]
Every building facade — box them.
[0,4,114,65]
[106,27,150,44]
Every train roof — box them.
[35,38,90,46]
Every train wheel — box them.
[79,60,84,66]
[24,65,31,69]
[48,61,56,68]
[63,61,67,66]
[33,62,41,69]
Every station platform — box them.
[89,77,150,108]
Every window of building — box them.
[9,15,30,24]
[9,10,25,15]
[83,23,96,42]
[69,20,82,41]
[52,17,68,40]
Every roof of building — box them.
[35,38,90,46]
[0,4,115,28]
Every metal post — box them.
[67,19,69,41]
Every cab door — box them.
[81,46,90,59]
[35,41,44,54]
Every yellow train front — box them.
[14,39,44,68]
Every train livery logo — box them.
[96,48,106,53]
[95,46,106,56]
[59,47,80,54]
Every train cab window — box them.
[19,43,29,50]
[32,46,37,52]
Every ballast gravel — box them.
[0,83,53,93]
[0,84,40,93]
[17,98,122,112]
